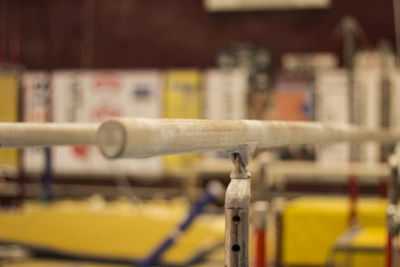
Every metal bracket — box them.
[387,152,400,267]
[224,142,257,267]
[227,142,258,168]
[387,204,400,236]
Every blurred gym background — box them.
[0,0,399,266]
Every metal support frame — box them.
[225,143,256,267]
[253,201,269,267]
[348,174,358,226]
[387,154,400,267]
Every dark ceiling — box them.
[1,0,396,69]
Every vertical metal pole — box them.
[342,17,361,229]
[41,147,52,202]
[225,152,251,267]
[348,175,358,226]
[341,16,357,70]
[386,155,399,267]
[253,152,274,267]
[253,201,268,267]
[393,0,400,65]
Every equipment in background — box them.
[282,197,388,266]
[0,196,225,265]
[163,70,202,174]
[252,152,275,267]
[22,71,52,201]
[90,70,164,178]
[0,69,19,171]
[281,52,338,73]
[203,68,248,159]
[331,226,392,267]
[262,159,392,266]
[252,201,268,267]
[386,153,400,267]
[52,70,163,178]
[277,52,338,160]
[51,71,92,175]
[204,69,248,121]
[315,68,350,164]
[22,72,51,174]
[216,44,272,120]
[353,51,393,163]
[136,181,224,267]
[390,69,400,130]
[327,150,400,267]
[270,72,313,121]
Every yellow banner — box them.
[164,70,202,173]
[0,72,19,167]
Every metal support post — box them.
[225,143,256,267]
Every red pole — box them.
[348,175,358,225]
[255,229,266,267]
[253,201,268,267]
[380,176,388,198]
[386,233,393,267]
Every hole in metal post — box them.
[232,245,241,252]
[232,215,241,222]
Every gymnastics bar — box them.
[96,118,400,159]
[0,123,99,148]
